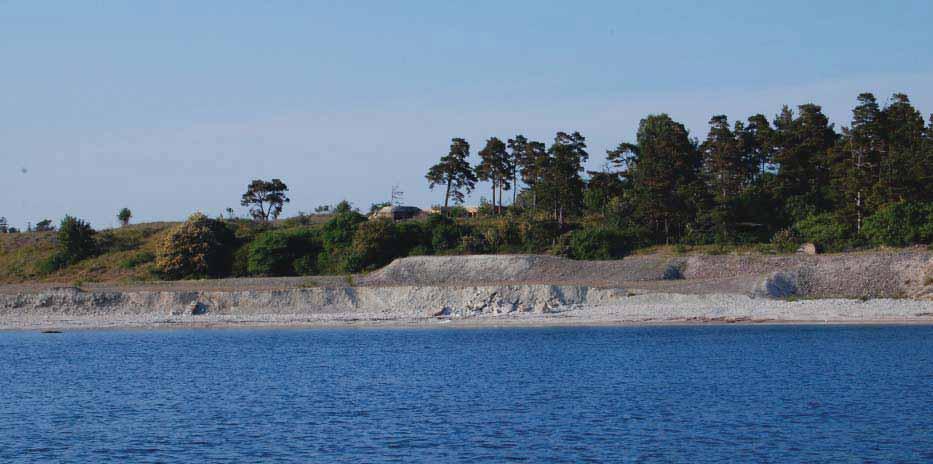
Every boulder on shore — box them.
[797,243,818,255]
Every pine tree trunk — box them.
[512,167,517,205]
[532,186,536,216]
[444,180,452,209]
[856,190,862,233]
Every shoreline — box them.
[2,253,930,332]
[5,317,933,333]
[3,292,932,332]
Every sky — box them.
[2,0,932,229]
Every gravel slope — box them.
[2,250,931,330]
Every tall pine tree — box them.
[699,115,754,239]
[542,132,588,225]
[879,93,927,203]
[772,104,837,222]
[475,137,512,214]
[426,138,478,208]
[832,93,886,232]
[609,114,701,243]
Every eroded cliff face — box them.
[362,252,933,299]
[2,252,931,326]
[0,285,633,320]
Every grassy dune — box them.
[0,223,177,285]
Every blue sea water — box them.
[1,325,932,463]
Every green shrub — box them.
[427,215,460,252]
[408,245,430,256]
[346,219,402,272]
[38,216,99,274]
[517,220,561,253]
[154,213,237,279]
[231,244,251,277]
[321,203,366,250]
[549,232,573,257]
[247,227,322,276]
[771,228,801,253]
[58,216,98,262]
[458,234,489,254]
[96,230,144,253]
[862,202,933,247]
[396,221,431,254]
[447,206,469,218]
[794,213,852,252]
[119,251,155,269]
[309,202,368,274]
[567,227,633,260]
[474,219,521,253]
[37,253,71,275]
[293,255,318,275]
[756,243,776,254]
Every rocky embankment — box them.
[360,250,933,299]
[1,250,931,330]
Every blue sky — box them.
[2,1,932,229]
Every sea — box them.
[1,325,931,462]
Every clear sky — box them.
[2,1,932,229]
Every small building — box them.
[428,206,481,218]
[371,205,424,221]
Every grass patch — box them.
[0,223,173,285]
[119,251,155,269]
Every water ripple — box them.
[1,325,932,462]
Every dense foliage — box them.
[241,179,290,222]
[7,91,932,283]
[246,227,322,276]
[430,91,933,251]
[861,202,933,247]
[117,208,132,227]
[39,216,99,273]
[154,213,237,279]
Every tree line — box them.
[426,92,933,248]
[7,91,933,284]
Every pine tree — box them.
[513,137,549,215]
[240,179,290,222]
[741,114,776,178]
[506,135,527,206]
[701,115,751,202]
[879,93,927,203]
[772,104,837,222]
[609,114,700,242]
[542,132,588,225]
[475,137,511,214]
[426,138,478,208]
[699,115,754,238]
[832,93,886,232]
